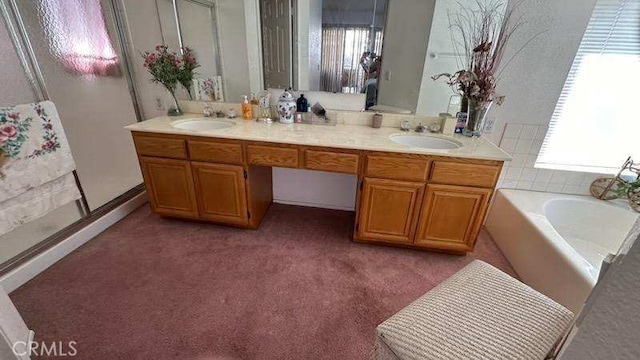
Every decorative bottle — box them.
[242,95,253,120]
[277,89,296,124]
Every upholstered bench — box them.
[372,260,575,360]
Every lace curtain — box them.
[321,27,383,93]
[38,0,121,76]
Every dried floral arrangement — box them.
[433,0,533,104]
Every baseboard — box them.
[0,193,148,294]
[273,199,355,212]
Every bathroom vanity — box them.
[126,115,509,255]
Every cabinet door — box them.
[139,156,199,218]
[415,184,492,252]
[357,178,424,244]
[191,162,249,225]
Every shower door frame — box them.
[0,0,146,276]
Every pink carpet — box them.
[10,204,514,359]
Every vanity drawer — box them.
[133,134,187,159]
[304,150,359,174]
[247,145,299,168]
[365,155,429,182]
[429,161,500,188]
[188,140,243,165]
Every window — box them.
[320,27,384,93]
[40,0,121,76]
[536,0,640,174]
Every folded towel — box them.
[0,101,81,235]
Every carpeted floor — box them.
[10,204,514,360]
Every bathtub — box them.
[485,189,639,313]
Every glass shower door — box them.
[13,0,142,210]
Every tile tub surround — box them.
[496,123,608,195]
[10,204,515,360]
[127,112,511,162]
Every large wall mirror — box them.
[158,0,506,115]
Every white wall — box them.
[0,17,35,106]
[377,0,435,113]
[296,0,322,91]
[244,0,264,94]
[121,0,167,119]
[217,0,252,102]
[490,0,604,196]
[560,220,640,359]
[415,0,479,116]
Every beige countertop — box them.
[125,114,512,162]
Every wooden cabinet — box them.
[132,131,504,254]
[415,184,492,252]
[191,162,248,226]
[139,156,198,218]
[357,178,424,244]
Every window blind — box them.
[536,0,640,174]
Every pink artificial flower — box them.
[7,112,19,120]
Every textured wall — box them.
[0,16,36,106]
[488,0,607,196]
[377,0,435,112]
[560,220,640,359]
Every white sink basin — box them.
[172,118,234,131]
[390,134,462,149]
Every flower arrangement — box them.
[433,1,534,136]
[142,45,199,115]
[177,47,199,100]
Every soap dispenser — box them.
[242,95,253,120]
[296,94,309,113]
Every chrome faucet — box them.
[415,122,426,133]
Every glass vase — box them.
[166,89,183,116]
[463,98,493,137]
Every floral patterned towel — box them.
[0,101,80,235]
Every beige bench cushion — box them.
[374,260,575,360]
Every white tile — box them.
[499,138,517,154]
[498,180,518,189]
[521,168,538,181]
[520,125,538,140]
[516,181,533,190]
[531,182,548,191]
[530,140,544,155]
[566,172,586,185]
[504,167,523,180]
[562,184,588,195]
[550,170,570,184]
[546,183,564,193]
[535,169,553,183]
[525,154,538,168]
[503,124,522,138]
[510,153,527,168]
[515,139,533,154]
[535,126,549,140]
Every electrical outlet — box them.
[384,70,391,81]
[155,96,165,110]
[484,117,496,133]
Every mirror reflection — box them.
[157,0,507,115]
